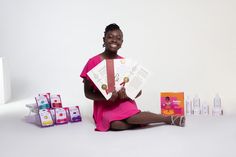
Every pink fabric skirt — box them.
[93,99,140,131]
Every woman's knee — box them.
[110,121,130,130]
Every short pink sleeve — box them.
[80,59,90,80]
[80,54,102,81]
[80,54,123,82]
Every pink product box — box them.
[54,108,69,124]
[50,94,62,108]
[68,106,82,122]
[38,109,54,127]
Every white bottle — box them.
[185,96,192,115]
[202,101,209,115]
[212,94,223,116]
[193,95,201,115]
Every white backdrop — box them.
[0,0,236,114]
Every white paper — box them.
[87,59,149,100]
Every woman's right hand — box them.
[108,91,119,102]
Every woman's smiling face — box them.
[103,29,123,53]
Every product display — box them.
[185,94,223,116]
[26,92,82,127]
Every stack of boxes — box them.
[26,93,82,127]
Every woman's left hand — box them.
[109,91,119,102]
[118,87,129,100]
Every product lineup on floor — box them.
[26,92,223,128]
[185,94,223,116]
[26,93,82,127]
[160,92,223,116]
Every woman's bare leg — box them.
[110,120,139,131]
[125,111,184,126]
[110,112,185,131]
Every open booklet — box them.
[87,58,150,100]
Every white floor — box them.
[0,99,236,157]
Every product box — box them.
[55,108,68,124]
[35,95,50,110]
[38,109,54,127]
[39,93,51,106]
[50,94,62,108]
[68,106,82,122]
[161,92,184,116]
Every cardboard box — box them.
[161,92,184,116]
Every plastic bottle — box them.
[202,101,209,115]
[185,96,192,115]
[193,95,201,115]
[212,94,223,116]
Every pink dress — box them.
[80,53,141,131]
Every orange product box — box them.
[161,92,184,116]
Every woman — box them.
[80,23,185,131]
